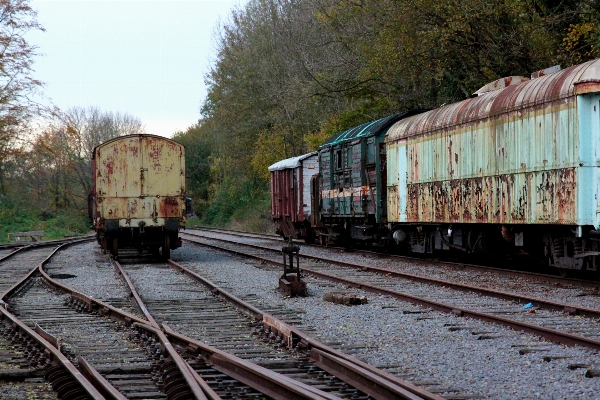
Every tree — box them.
[0,0,44,195]
[62,106,145,199]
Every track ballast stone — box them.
[172,242,600,400]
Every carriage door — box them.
[397,139,408,222]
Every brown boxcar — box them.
[89,134,186,259]
[269,152,319,242]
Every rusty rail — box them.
[37,266,209,399]
[115,259,358,399]
[186,227,600,289]
[182,233,600,351]
[163,324,341,400]
[0,244,32,262]
[184,231,600,318]
[112,260,160,328]
[0,240,119,399]
[77,357,128,400]
[112,260,214,399]
[0,305,106,399]
[133,323,209,400]
[166,259,440,400]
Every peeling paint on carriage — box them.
[387,58,600,227]
[93,135,186,228]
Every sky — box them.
[28,0,240,137]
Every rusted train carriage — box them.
[89,134,186,259]
[269,152,318,241]
[316,111,422,244]
[386,59,600,273]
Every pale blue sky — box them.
[28,0,240,137]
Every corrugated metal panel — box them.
[386,58,600,226]
[388,58,600,142]
[94,135,185,227]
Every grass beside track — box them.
[0,207,91,244]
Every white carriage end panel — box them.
[577,93,600,228]
[301,154,318,219]
[386,140,408,222]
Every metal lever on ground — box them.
[280,241,306,296]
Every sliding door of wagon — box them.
[96,136,142,220]
[141,137,184,219]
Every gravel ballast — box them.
[172,241,600,400]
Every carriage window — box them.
[367,140,375,164]
[336,150,342,169]
[346,148,352,167]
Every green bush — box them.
[200,177,273,233]
[0,206,91,243]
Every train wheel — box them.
[162,235,171,260]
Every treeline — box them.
[0,0,146,240]
[176,0,600,228]
[0,106,145,240]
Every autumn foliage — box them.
[176,0,600,228]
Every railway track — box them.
[190,227,600,288]
[112,258,441,399]
[0,238,121,399]
[18,238,439,399]
[2,239,207,399]
[180,230,600,360]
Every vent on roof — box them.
[472,76,530,97]
[531,65,561,79]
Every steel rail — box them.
[112,260,160,328]
[166,259,441,400]
[0,234,94,253]
[0,240,118,399]
[132,322,209,400]
[114,259,339,400]
[4,239,208,398]
[37,263,206,399]
[163,324,342,400]
[0,303,106,399]
[77,357,128,400]
[183,231,600,317]
[0,244,32,263]
[187,227,600,289]
[111,261,210,399]
[182,234,600,351]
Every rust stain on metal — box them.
[404,168,576,224]
[93,135,185,226]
